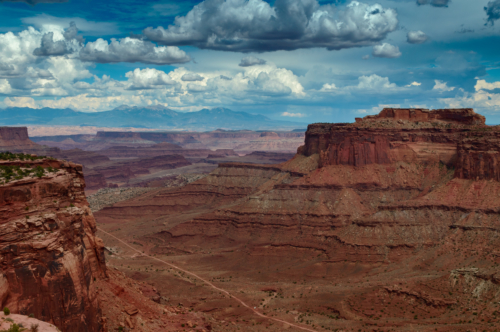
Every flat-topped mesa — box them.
[0,127,37,148]
[359,108,486,125]
[299,108,500,180]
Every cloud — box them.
[405,81,421,87]
[475,79,500,91]
[357,74,397,90]
[0,25,92,97]
[0,80,12,94]
[63,21,84,44]
[244,64,305,96]
[79,38,191,65]
[0,0,66,4]
[151,3,186,17]
[143,0,398,52]
[438,81,500,115]
[187,83,210,92]
[281,111,306,117]
[33,32,72,56]
[33,22,83,57]
[407,31,428,44]
[416,0,450,7]
[372,43,402,58]
[239,56,266,67]
[320,83,337,91]
[181,73,204,81]
[433,80,455,92]
[362,55,370,60]
[485,0,500,25]
[125,68,176,90]
[3,97,38,108]
[22,15,120,36]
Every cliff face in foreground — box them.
[98,108,500,330]
[0,156,106,332]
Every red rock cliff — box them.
[300,108,497,179]
[0,127,37,148]
[0,157,106,332]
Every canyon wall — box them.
[0,157,106,332]
[301,108,496,179]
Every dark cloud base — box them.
[0,0,67,5]
[485,0,500,25]
[416,0,450,7]
[142,0,398,53]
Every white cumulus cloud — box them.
[433,80,455,92]
[372,43,402,58]
[80,38,191,65]
[125,68,176,90]
[407,31,428,44]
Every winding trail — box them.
[97,227,319,332]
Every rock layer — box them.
[0,158,106,332]
[0,127,36,148]
[96,108,500,330]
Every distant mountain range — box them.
[0,105,307,131]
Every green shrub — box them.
[5,323,21,332]
[30,324,39,332]
[4,307,10,315]
[28,313,34,318]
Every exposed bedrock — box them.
[361,108,485,125]
[0,159,106,332]
[300,108,500,180]
[143,109,500,264]
[0,127,35,147]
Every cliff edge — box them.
[0,154,106,332]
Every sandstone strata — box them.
[0,157,107,332]
[96,108,500,330]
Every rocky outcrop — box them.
[0,157,106,332]
[301,108,497,178]
[0,127,37,148]
[361,107,485,125]
[0,312,60,332]
[455,135,500,181]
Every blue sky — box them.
[1,0,500,124]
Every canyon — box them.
[95,108,500,331]
[2,107,500,331]
[1,127,303,192]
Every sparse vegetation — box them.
[0,163,58,184]
[3,307,10,315]
[0,323,21,332]
[0,152,46,161]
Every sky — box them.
[0,0,500,124]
